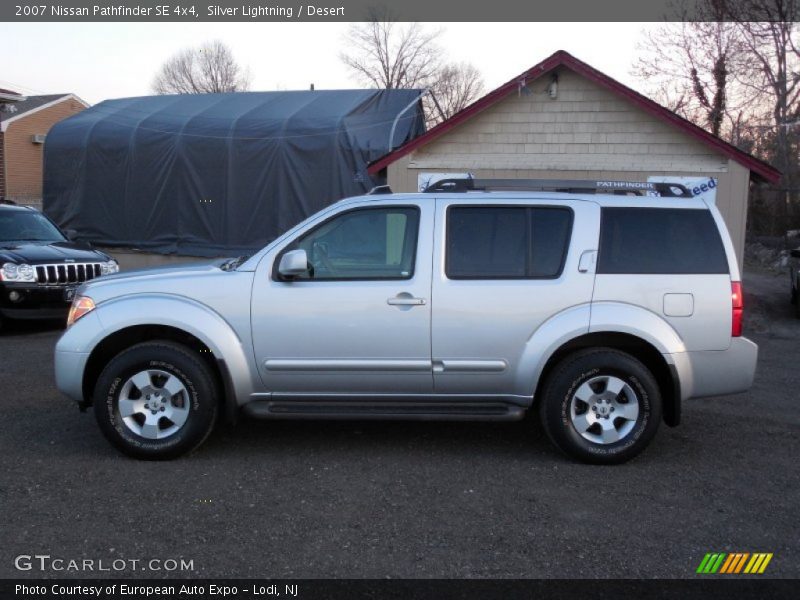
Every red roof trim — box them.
[368,50,780,184]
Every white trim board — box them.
[1,94,89,132]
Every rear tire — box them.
[93,341,218,460]
[539,348,661,465]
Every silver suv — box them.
[54,179,758,463]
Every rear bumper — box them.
[667,337,759,400]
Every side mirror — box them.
[278,249,310,279]
[791,248,800,259]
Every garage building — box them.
[369,51,780,264]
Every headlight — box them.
[100,260,119,276]
[67,295,95,328]
[17,264,34,279]
[0,262,36,282]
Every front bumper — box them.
[667,337,759,401]
[54,349,91,407]
[0,282,75,320]
[54,310,104,407]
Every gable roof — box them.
[368,50,780,184]
[0,94,88,130]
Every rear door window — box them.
[598,207,728,274]
[446,206,572,279]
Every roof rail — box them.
[423,178,693,198]
[367,185,393,195]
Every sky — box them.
[0,22,661,104]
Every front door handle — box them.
[387,295,426,306]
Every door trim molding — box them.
[264,359,432,372]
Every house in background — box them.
[369,50,781,265]
[0,91,88,208]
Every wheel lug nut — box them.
[592,406,597,411]
[160,407,166,412]
[146,395,150,400]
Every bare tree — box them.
[429,62,484,123]
[631,0,800,233]
[726,1,800,224]
[340,10,443,90]
[152,40,251,95]
[632,10,753,140]
[340,12,483,126]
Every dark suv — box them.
[0,202,118,329]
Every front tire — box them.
[539,348,661,465]
[93,341,218,460]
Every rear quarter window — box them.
[598,207,729,274]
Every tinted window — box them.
[446,207,572,279]
[598,208,729,274]
[0,211,65,243]
[284,207,419,280]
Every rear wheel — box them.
[539,348,662,464]
[93,341,218,460]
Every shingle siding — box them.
[405,69,727,174]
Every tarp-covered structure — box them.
[43,89,425,256]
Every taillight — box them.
[731,281,743,337]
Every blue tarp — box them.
[43,89,425,256]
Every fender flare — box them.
[90,293,256,406]
[515,304,592,397]
[589,302,686,354]
[517,301,687,402]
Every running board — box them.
[242,400,526,421]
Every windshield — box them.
[0,211,66,243]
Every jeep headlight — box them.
[100,260,119,276]
[0,262,36,282]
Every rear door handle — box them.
[387,296,426,306]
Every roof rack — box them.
[423,178,693,198]
[367,185,393,195]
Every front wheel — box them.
[539,349,662,464]
[93,341,218,460]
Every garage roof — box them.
[368,50,781,184]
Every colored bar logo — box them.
[697,552,773,574]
